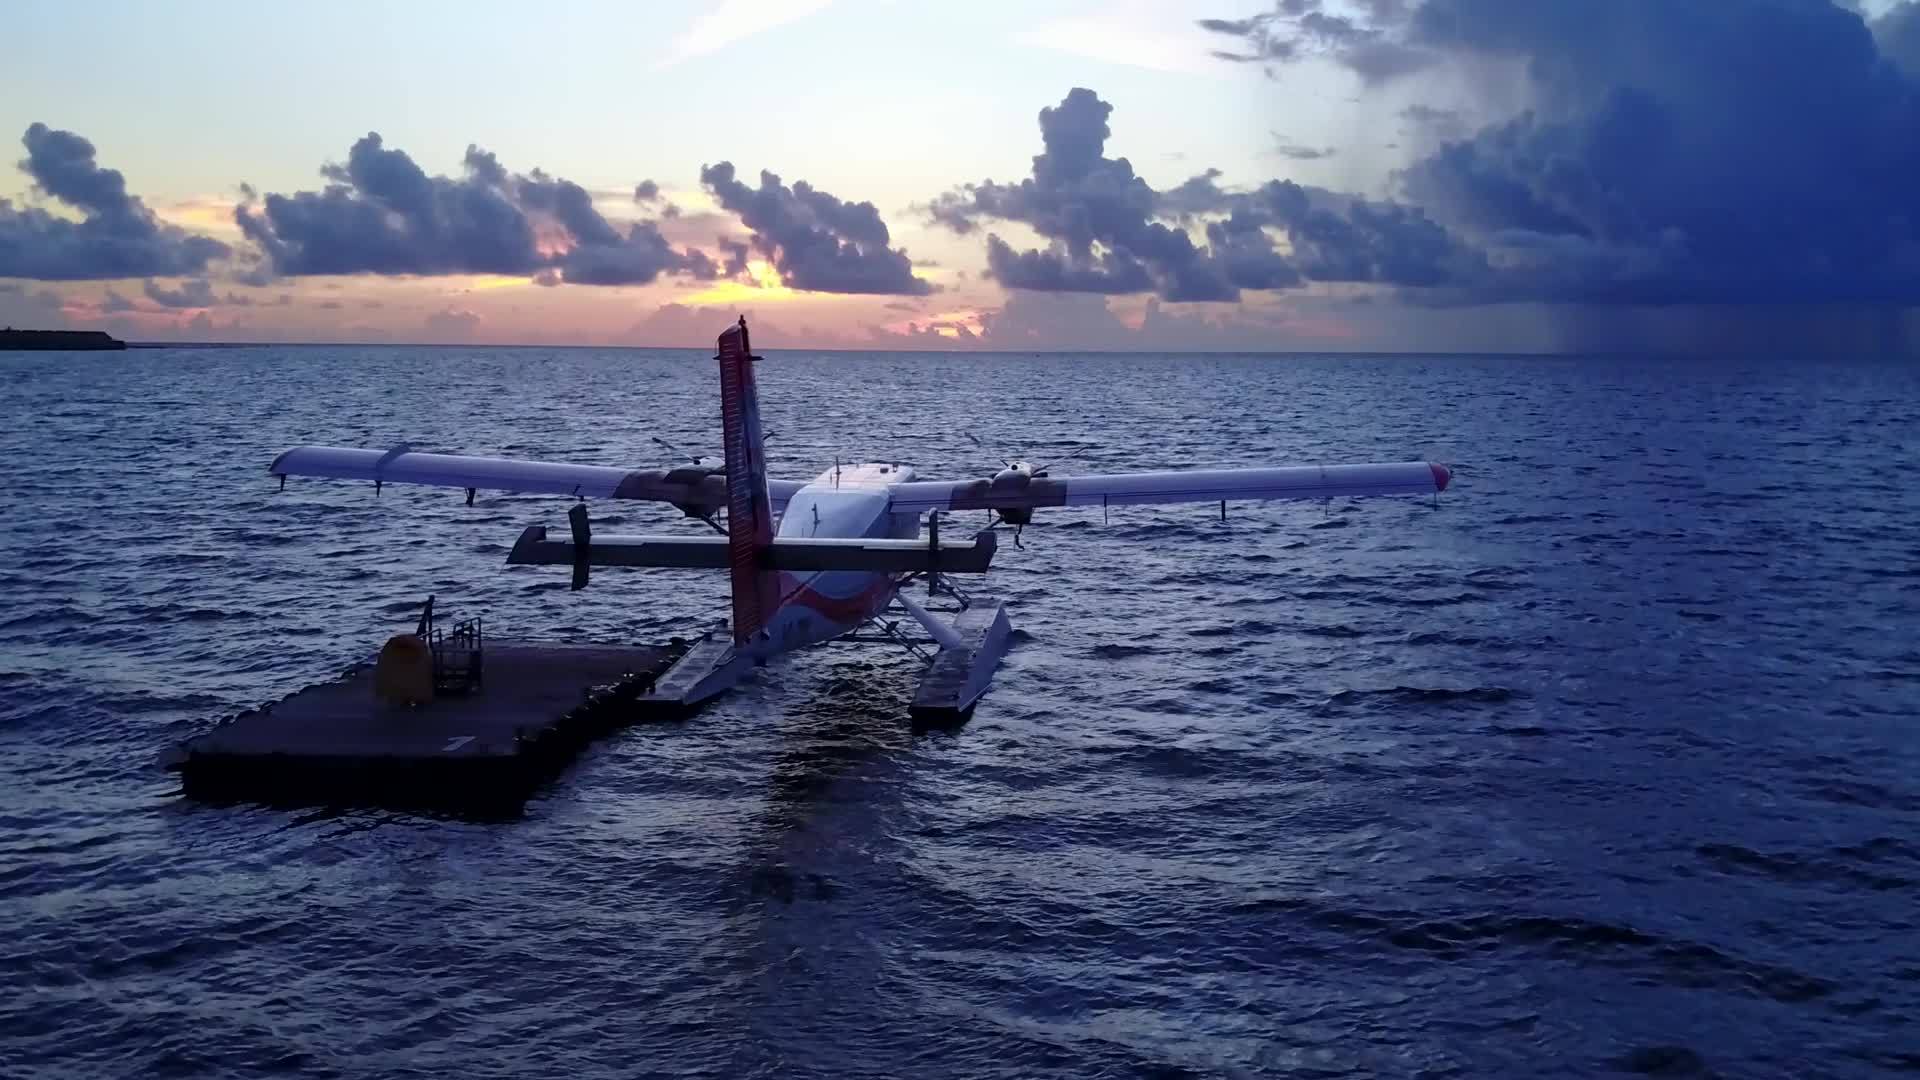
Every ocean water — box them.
[1,345,1916,1078]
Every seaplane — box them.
[269,318,1452,721]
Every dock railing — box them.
[413,595,485,695]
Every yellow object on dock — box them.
[373,633,435,706]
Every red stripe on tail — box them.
[717,317,778,645]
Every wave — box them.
[1226,897,1834,1004]
[1323,685,1526,707]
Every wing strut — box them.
[568,503,592,591]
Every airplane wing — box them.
[269,445,807,511]
[886,461,1450,515]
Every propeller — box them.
[964,433,1091,482]
[651,436,708,465]
[650,436,724,477]
[647,437,728,531]
[961,435,1096,543]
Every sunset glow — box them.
[4,1,1918,355]
[682,260,794,306]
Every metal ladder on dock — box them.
[415,595,485,695]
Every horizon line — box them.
[117,338,1589,358]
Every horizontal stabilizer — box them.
[507,527,997,573]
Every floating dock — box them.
[172,640,682,812]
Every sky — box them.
[4,0,1920,353]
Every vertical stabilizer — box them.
[717,317,778,645]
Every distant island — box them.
[0,327,126,351]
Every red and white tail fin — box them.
[717,317,779,646]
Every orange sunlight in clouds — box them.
[459,274,532,292]
[880,307,983,337]
[927,308,983,331]
[155,197,247,241]
[683,259,797,304]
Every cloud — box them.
[1272,136,1337,160]
[931,88,1468,301]
[102,288,136,313]
[631,302,757,346]
[898,290,1349,352]
[239,134,713,286]
[1012,12,1226,73]
[0,281,69,329]
[1155,168,1230,220]
[1254,181,1476,287]
[518,166,719,285]
[1876,2,1920,76]
[0,123,230,280]
[1197,1,1436,82]
[424,306,481,339]
[628,302,861,349]
[931,89,1274,301]
[1204,0,1920,312]
[143,277,217,308]
[1398,104,1467,141]
[699,162,933,294]
[984,235,1155,294]
[659,0,835,67]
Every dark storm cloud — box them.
[1255,181,1473,287]
[240,134,712,286]
[698,162,932,295]
[931,88,1467,302]
[984,236,1153,294]
[1154,169,1230,220]
[1201,0,1920,310]
[0,124,229,280]
[717,237,752,277]
[237,135,537,276]
[1205,210,1302,290]
[930,89,1284,302]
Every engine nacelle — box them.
[987,462,1040,525]
[990,462,1034,488]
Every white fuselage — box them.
[745,463,919,657]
